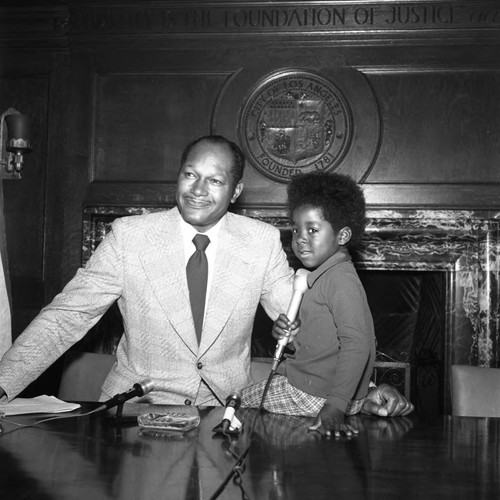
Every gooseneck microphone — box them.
[271,269,310,371]
[221,391,242,432]
[95,379,155,411]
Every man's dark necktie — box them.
[186,234,210,343]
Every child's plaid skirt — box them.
[241,374,363,417]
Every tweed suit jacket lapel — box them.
[198,213,252,356]
[139,208,199,354]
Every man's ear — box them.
[338,226,352,245]
[231,181,244,203]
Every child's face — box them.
[291,205,344,269]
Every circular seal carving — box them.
[239,70,353,183]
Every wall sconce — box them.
[0,108,32,176]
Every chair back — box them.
[451,364,500,417]
[58,351,116,402]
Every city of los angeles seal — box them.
[239,70,353,183]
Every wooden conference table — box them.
[1,403,499,499]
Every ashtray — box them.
[137,412,200,433]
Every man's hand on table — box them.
[362,383,414,417]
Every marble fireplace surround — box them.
[83,206,500,410]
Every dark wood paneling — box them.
[367,70,500,183]
[92,72,233,181]
[0,77,49,338]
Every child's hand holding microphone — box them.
[271,268,310,371]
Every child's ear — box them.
[338,227,352,245]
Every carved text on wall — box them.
[68,3,500,34]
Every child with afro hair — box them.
[242,171,375,438]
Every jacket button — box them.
[184,399,192,405]
[197,362,203,369]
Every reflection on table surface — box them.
[1,404,499,499]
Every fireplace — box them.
[359,269,446,415]
[81,206,500,415]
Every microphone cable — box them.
[211,271,309,498]
[219,429,250,500]
[0,404,105,438]
[209,367,278,500]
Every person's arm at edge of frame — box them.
[0,218,127,402]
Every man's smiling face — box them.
[176,140,243,233]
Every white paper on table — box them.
[0,395,81,416]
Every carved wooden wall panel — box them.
[92,72,232,181]
[368,71,500,183]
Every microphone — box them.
[272,268,310,371]
[97,379,155,411]
[211,391,243,435]
[221,391,242,432]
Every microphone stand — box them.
[103,380,155,427]
[114,400,125,427]
[107,392,133,429]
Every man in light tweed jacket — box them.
[0,135,413,415]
